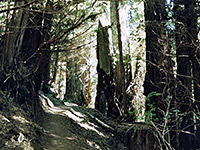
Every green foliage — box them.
[123,57,131,64]
[93,28,98,33]
[63,99,72,103]
[145,92,161,122]
[146,91,161,100]
[128,107,137,120]
[48,89,57,98]
[84,117,90,123]
[128,99,145,121]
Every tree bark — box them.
[41,0,53,93]
[95,21,118,117]
[2,1,28,70]
[144,0,168,120]
[110,1,127,116]
[174,0,197,149]
[0,1,46,117]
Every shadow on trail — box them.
[37,93,114,150]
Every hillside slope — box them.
[37,92,116,150]
[0,91,158,150]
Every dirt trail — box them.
[37,93,114,150]
[0,92,156,150]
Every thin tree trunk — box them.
[87,65,91,106]
[1,3,10,71]
[116,2,127,115]
[50,51,59,88]
[110,1,126,116]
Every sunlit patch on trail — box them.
[13,115,30,124]
[39,93,105,137]
[86,140,101,149]
[64,111,84,122]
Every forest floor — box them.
[0,91,118,150]
[36,92,117,150]
[0,90,155,150]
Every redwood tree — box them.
[144,0,168,120]
[95,21,119,117]
[0,1,52,116]
[174,0,198,149]
[110,1,127,117]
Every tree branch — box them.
[0,0,38,13]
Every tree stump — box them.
[115,123,159,150]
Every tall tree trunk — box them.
[192,29,200,149]
[87,65,91,106]
[1,1,30,98]
[1,1,28,70]
[0,1,48,117]
[41,0,53,93]
[64,53,79,103]
[95,21,118,117]
[110,1,127,116]
[1,3,10,71]
[19,5,43,114]
[144,0,167,120]
[174,0,197,149]
[50,51,59,88]
[187,2,200,148]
